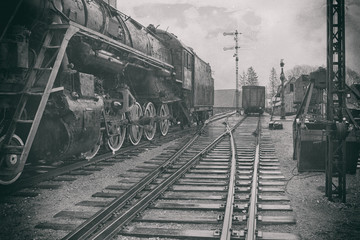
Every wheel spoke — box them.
[129,102,143,145]
[0,134,24,185]
[143,102,156,141]
[158,104,170,136]
[107,113,126,152]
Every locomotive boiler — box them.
[0,0,214,184]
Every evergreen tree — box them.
[246,67,259,85]
[268,67,280,97]
[239,71,247,88]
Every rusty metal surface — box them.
[193,54,214,109]
[0,0,214,187]
[31,93,103,159]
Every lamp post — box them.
[280,59,286,119]
[224,30,241,113]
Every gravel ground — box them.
[0,116,359,240]
[0,139,180,240]
[266,114,360,240]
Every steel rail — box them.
[220,123,237,240]
[246,144,260,240]
[83,117,246,240]
[246,118,261,240]
[0,127,192,195]
[0,109,231,195]
[62,130,200,240]
[63,113,238,240]
[206,111,237,124]
[0,113,232,194]
[89,130,227,239]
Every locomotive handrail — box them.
[49,21,174,71]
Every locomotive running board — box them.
[49,21,174,72]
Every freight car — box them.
[0,0,214,184]
[242,86,265,114]
[293,68,360,173]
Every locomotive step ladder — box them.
[0,24,79,180]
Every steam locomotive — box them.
[0,0,214,184]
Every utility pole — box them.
[326,0,347,202]
[224,30,241,113]
[280,59,286,119]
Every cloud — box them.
[116,0,359,89]
[131,3,192,28]
[242,10,262,26]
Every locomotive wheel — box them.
[107,113,126,152]
[128,102,143,145]
[83,132,101,160]
[143,102,156,141]
[158,104,170,136]
[0,134,24,185]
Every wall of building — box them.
[214,89,242,108]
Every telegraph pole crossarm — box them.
[223,30,241,113]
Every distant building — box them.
[214,89,242,113]
[272,71,324,116]
[272,77,297,115]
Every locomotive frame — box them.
[0,0,214,184]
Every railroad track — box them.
[0,111,236,197]
[0,126,192,197]
[29,113,300,239]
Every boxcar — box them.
[192,53,214,120]
[242,86,265,114]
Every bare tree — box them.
[346,67,360,85]
[286,65,318,79]
[286,65,360,86]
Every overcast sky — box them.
[117,0,360,90]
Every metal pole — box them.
[326,0,347,202]
[280,59,286,119]
[235,30,239,113]
[223,30,241,113]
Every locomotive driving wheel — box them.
[143,102,156,141]
[82,131,101,160]
[107,113,126,152]
[0,134,24,185]
[128,102,143,145]
[158,104,170,136]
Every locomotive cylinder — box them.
[31,94,103,160]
